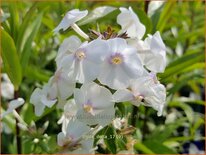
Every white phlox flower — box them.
[98,38,144,90]
[54,9,88,32]
[30,84,57,116]
[129,31,166,73]
[1,98,24,119]
[57,120,95,154]
[57,99,78,134]
[59,37,109,83]
[74,82,115,126]
[117,7,145,39]
[49,69,75,101]
[113,73,166,116]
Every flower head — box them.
[74,82,115,126]
[59,37,109,83]
[117,7,145,39]
[98,38,144,90]
[113,73,166,116]
[54,9,88,33]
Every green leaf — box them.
[143,140,177,154]
[8,3,19,41]
[159,51,204,82]
[20,12,43,70]
[24,65,52,82]
[168,101,194,123]
[134,141,154,154]
[1,29,22,90]
[78,6,117,26]
[16,2,38,53]
[167,73,203,96]
[190,117,204,137]
[103,126,117,154]
[147,118,187,143]
[156,1,176,32]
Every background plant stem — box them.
[14,90,22,154]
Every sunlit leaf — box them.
[20,12,43,70]
[1,29,22,90]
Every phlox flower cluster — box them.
[28,6,167,153]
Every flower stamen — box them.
[110,53,123,65]
[75,50,86,60]
[83,104,93,113]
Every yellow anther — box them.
[83,104,93,113]
[75,51,86,60]
[111,56,123,65]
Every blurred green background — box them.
[1,0,205,154]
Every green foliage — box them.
[1,29,22,90]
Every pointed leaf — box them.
[1,29,22,90]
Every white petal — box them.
[74,88,86,108]
[98,63,129,89]
[57,71,75,100]
[8,98,25,110]
[66,119,90,140]
[57,132,66,146]
[41,95,56,108]
[113,89,133,102]
[128,7,145,39]
[76,109,98,125]
[117,7,145,39]
[143,31,166,73]
[59,54,75,72]
[30,88,42,105]
[81,82,114,108]
[96,107,115,127]
[54,9,88,33]
[107,38,127,53]
[34,102,45,116]
[80,60,100,83]
[56,35,81,66]
[1,81,14,99]
[85,39,109,63]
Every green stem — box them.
[14,90,22,154]
[131,106,138,127]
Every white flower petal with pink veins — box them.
[74,82,115,126]
[113,73,166,116]
[117,7,145,39]
[60,38,109,83]
[128,31,166,73]
[53,9,88,33]
[98,38,144,90]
